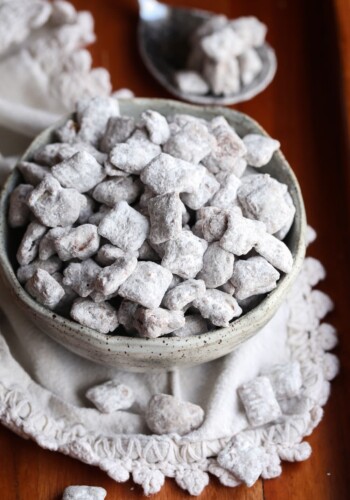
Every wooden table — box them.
[1,0,350,498]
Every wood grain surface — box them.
[1,0,350,498]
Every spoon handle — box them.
[138,0,168,20]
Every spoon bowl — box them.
[138,0,277,105]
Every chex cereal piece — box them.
[243,134,280,167]
[8,184,33,227]
[32,143,78,166]
[200,206,228,242]
[218,435,268,487]
[174,71,209,95]
[145,394,204,435]
[17,257,62,284]
[137,240,160,261]
[140,109,171,145]
[54,224,100,261]
[55,118,77,143]
[70,298,119,334]
[17,161,50,186]
[274,192,296,240]
[193,289,242,326]
[163,120,215,164]
[220,208,266,256]
[16,221,47,265]
[255,232,293,273]
[25,269,65,309]
[27,175,82,227]
[161,231,208,279]
[230,16,267,47]
[95,254,138,295]
[78,195,96,224]
[118,262,173,309]
[198,242,235,288]
[76,96,120,146]
[134,307,185,338]
[92,177,142,206]
[201,26,245,61]
[230,256,280,300]
[148,192,182,244]
[108,140,161,174]
[203,57,240,96]
[39,227,71,260]
[210,173,241,209]
[63,259,101,297]
[98,201,149,251]
[86,380,135,413]
[181,171,220,210]
[172,314,208,337]
[104,160,129,177]
[238,174,291,234]
[118,299,139,333]
[238,48,263,86]
[96,244,134,266]
[263,362,302,400]
[141,153,206,195]
[238,376,281,427]
[163,279,206,310]
[62,485,106,500]
[90,290,118,304]
[192,14,228,41]
[51,151,105,193]
[52,271,78,312]
[100,116,136,152]
[88,205,110,226]
[203,117,247,174]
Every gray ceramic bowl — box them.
[0,99,306,372]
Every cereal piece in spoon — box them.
[175,71,209,95]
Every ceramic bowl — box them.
[0,98,306,372]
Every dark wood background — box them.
[1,0,349,498]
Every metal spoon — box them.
[138,0,277,105]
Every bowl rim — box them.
[0,98,307,357]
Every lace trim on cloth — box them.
[0,249,339,496]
